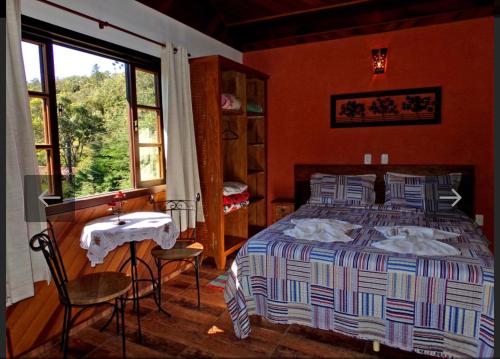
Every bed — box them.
[224,165,494,358]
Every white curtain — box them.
[6,0,50,306]
[161,43,204,230]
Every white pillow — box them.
[223,181,248,196]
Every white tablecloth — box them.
[80,211,180,266]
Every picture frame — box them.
[330,86,442,128]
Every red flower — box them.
[108,201,117,207]
[114,191,126,200]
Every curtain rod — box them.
[36,0,191,56]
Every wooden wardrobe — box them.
[190,55,268,270]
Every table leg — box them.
[102,241,158,337]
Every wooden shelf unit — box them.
[190,56,268,269]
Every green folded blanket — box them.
[246,101,263,113]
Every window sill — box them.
[45,185,166,216]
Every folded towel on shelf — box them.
[371,225,460,256]
[284,218,361,243]
[247,101,263,113]
[223,191,250,206]
[224,200,249,214]
[221,93,242,110]
[223,181,248,196]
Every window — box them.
[133,68,164,186]
[21,30,164,201]
[22,40,55,195]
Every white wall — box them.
[21,0,242,62]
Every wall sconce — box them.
[372,48,388,74]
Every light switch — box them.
[381,154,389,164]
[364,154,372,164]
[475,214,484,226]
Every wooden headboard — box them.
[294,164,475,217]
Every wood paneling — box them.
[222,116,248,183]
[137,0,493,51]
[190,56,268,270]
[6,193,186,358]
[190,57,224,263]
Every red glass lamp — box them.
[372,48,388,74]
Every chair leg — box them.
[60,305,68,351]
[156,258,162,309]
[120,297,126,359]
[194,256,201,309]
[115,298,120,335]
[63,308,72,359]
[154,259,171,316]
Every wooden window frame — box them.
[22,16,165,205]
[129,66,166,188]
[24,37,63,198]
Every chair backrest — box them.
[150,193,200,242]
[29,222,70,304]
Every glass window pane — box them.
[138,109,159,143]
[136,69,157,106]
[139,146,161,181]
[36,150,51,193]
[30,97,48,144]
[22,41,43,92]
[53,44,132,198]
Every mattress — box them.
[224,204,494,358]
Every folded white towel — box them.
[284,218,361,243]
[223,181,248,196]
[372,226,460,256]
[374,226,460,240]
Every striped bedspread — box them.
[224,204,494,358]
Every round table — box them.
[80,211,179,266]
[80,211,180,334]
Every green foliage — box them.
[136,69,157,106]
[29,65,133,198]
[27,78,42,92]
[28,64,160,199]
[29,97,46,144]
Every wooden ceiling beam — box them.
[225,0,376,27]
[137,0,225,36]
[239,6,493,51]
[494,0,500,14]
[136,0,493,51]
[230,0,493,51]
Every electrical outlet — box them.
[475,214,484,226]
[364,154,372,164]
[381,154,389,164]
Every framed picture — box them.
[330,87,441,128]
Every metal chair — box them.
[149,193,203,313]
[29,224,132,358]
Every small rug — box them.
[206,274,228,292]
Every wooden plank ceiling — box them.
[136,0,493,51]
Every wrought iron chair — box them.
[149,193,203,313]
[29,223,132,358]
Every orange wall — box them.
[244,18,494,241]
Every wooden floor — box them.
[28,262,431,358]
